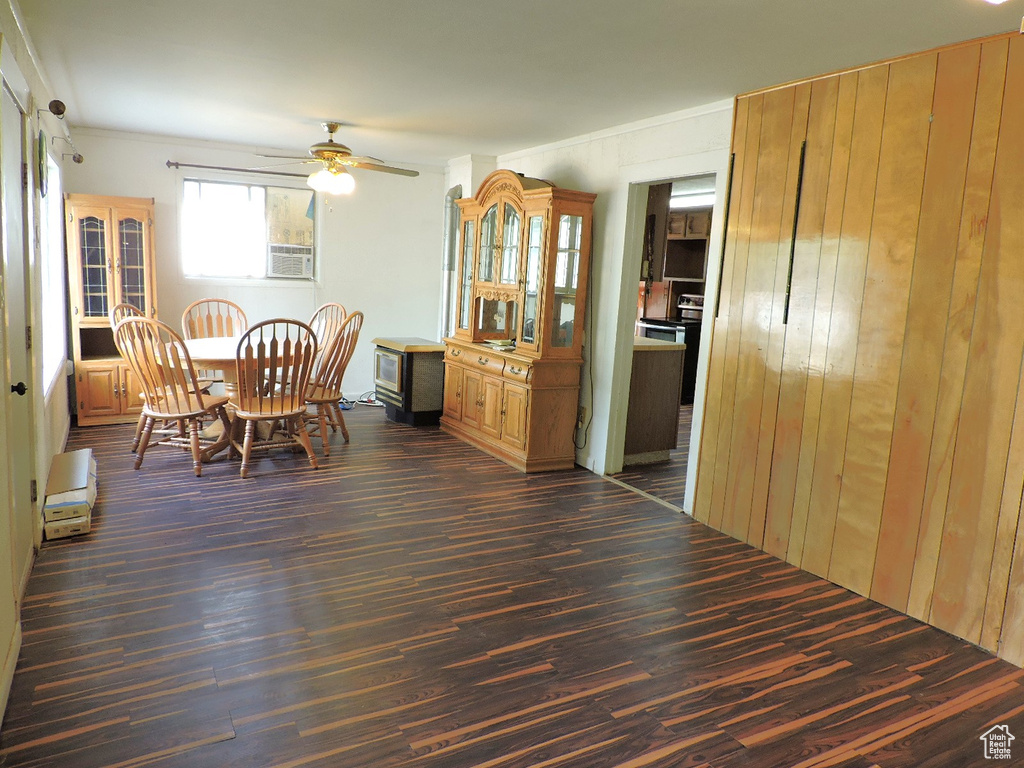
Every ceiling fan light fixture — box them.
[307,166,355,195]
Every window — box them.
[40,153,66,393]
[181,179,315,279]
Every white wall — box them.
[62,103,734,506]
[64,130,447,397]
[496,102,734,504]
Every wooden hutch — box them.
[441,170,596,472]
[65,194,158,425]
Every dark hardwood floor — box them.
[613,405,692,509]
[1,405,1022,767]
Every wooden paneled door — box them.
[694,31,1024,667]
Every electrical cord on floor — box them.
[356,391,385,407]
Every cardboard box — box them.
[43,516,92,540]
[44,449,97,531]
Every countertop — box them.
[371,337,446,353]
[633,336,686,352]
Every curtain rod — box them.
[166,160,308,179]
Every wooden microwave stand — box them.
[441,170,596,472]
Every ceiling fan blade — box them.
[348,160,419,177]
[248,159,317,170]
[255,153,313,160]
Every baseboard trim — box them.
[0,620,22,729]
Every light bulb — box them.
[306,167,355,195]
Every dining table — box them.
[182,336,244,450]
[183,334,308,452]
[183,336,243,399]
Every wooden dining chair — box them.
[309,302,347,350]
[306,311,363,454]
[109,302,154,450]
[109,302,198,449]
[182,298,247,385]
[307,302,347,424]
[182,298,248,339]
[109,302,143,326]
[113,317,232,476]
[233,319,319,478]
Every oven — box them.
[637,319,686,343]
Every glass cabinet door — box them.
[79,215,110,318]
[521,216,544,345]
[551,214,583,348]
[499,204,521,285]
[118,215,148,313]
[477,204,498,282]
[458,220,475,330]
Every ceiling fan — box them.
[260,121,419,195]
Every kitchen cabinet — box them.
[623,338,686,465]
[442,169,596,471]
[75,361,145,421]
[65,194,158,425]
[663,209,711,289]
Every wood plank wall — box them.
[695,31,1024,666]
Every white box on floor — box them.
[43,515,92,540]
[43,448,97,530]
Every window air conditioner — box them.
[267,244,314,279]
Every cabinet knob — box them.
[478,356,489,366]
[509,365,522,376]
[10,382,26,396]
[451,348,461,357]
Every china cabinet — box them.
[441,170,596,471]
[65,194,158,425]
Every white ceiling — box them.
[18,0,1024,169]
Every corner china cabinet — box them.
[441,170,596,472]
[65,194,158,425]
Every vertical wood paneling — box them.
[869,45,981,612]
[800,65,888,579]
[763,77,840,559]
[1003,523,1024,665]
[707,96,765,531]
[747,84,812,549]
[828,54,938,596]
[906,38,1008,620]
[984,371,1024,650]
[694,98,750,524]
[929,34,1024,645]
[719,87,800,542]
[979,41,1024,652]
[698,32,1024,666]
[786,73,859,567]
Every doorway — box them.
[614,173,717,510]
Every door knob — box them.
[11,382,27,396]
